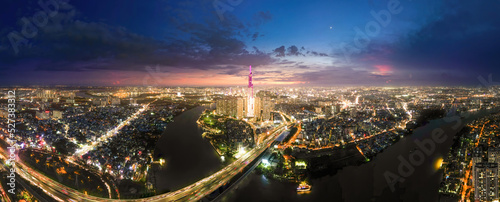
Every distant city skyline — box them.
[1,0,499,86]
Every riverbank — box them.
[220,109,497,201]
[152,106,223,194]
[197,109,255,160]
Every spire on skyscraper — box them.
[248,65,253,88]
[247,65,254,117]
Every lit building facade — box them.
[247,65,254,117]
[254,96,274,121]
[215,66,274,121]
[37,90,58,99]
[216,96,246,119]
[473,147,483,187]
[474,162,499,202]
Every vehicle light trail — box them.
[0,121,289,202]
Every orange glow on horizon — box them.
[127,71,305,86]
[373,65,393,76]
[374,65,391,72]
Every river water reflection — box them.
[152,106,223,193]
[220,110,494,202]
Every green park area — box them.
[198,110,253,159]
[201,111,224,128]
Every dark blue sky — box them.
[0,0,499,86]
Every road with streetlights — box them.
[0,116,290,202]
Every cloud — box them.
[273,46,286,57]
[251,32,261,41]
[0,0,277,75]
[350,0,500,84]
[288,66,410,86]
[276,60,296,65]
[308,51,329,57]
[254,70,282,75]
[219,66,245,75]
[253,11,273,27]
[287,45,303,56]
[273,45,329,57]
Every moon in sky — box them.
[330,26,333,29]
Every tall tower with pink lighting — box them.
[247,65,254,117]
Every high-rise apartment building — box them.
[474,162,499,201]
[215,66,274,121]
[216,96,246,119]
[255,96,274,121]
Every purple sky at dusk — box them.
[0,0,499,86]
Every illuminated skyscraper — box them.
[474,162,498,201]
[255,95,274,121]
[215,96,245,119]
[247,65,254,117]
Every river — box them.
[152,106,223,193]
[219,110,495,202]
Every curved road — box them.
[2,121,289,202]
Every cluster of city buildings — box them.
[439,114,500,202]
[215,66,275,121]
[83,104,179,181]
[66,106,137,145]
[215,95,274,121]
[289,106,408,150]
[0,80,499,200]
[472,146,499,201]
[0,88,185,178]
